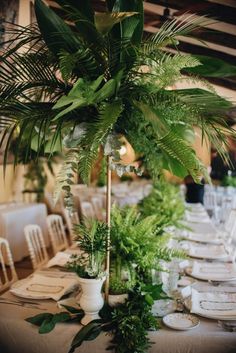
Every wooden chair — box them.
[0,237,18,293]
[91,196,105,221]
[24,225,49,270]
[47,214,69,255]
[80,201,96,224]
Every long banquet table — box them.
[0,203,48,261]
[0,287,236,353]
[0,204,236,353]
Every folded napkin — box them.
[191,288,236,318]
[10,273,78,301]
[191,261,236,281]
[185,214,210,223]
[46,252,72,268]
[188,243,229,260]
[186,232,223,245]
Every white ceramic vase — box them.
[78,276,106,325]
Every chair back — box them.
[47,214,69,254]
[64,209,80,243]
[0,237,18,293]
[91,196,104,221]
[24,225,49,270]
[80,201,95,219]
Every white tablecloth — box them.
[0,289,235,353]
[0,203,48,262]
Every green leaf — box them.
[69,321,102,353]
[78,99,123,183]
[52,74,118,121]
[112,0,143,45]
[25,313,53,326]
[39,318,56,334]
[26,312,71,334]
[162,153,189,179]
[34,0,80,56]
[174,88,233,113]
[54,0,94,22]
[61,305,84,315]
[94,12,138,35]
[184,55,236,78]
[52,312,71,323]
[144,293,154,306]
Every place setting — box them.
[10,272,79,301]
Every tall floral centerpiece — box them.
[0,0,235,296]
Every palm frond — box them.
[157,130,209,182]
[145,14,211,50]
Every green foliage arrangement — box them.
[109,277,132,295]
[110,204,184,282]
[67,220,108,278]
[0,0,235,206]
[222,175,236,187]
[139,180,185,228]
[26,286,160,353]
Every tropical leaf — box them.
[54,0,94,22]
[144,14,211,50]
[34,0,81,56]
[52,75,118,120]
[157,130,209,183]
[94,12,138,35]
[184,55,236,78]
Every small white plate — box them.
[163,313,200,330]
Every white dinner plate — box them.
[163,313,200,330]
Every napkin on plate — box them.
[191,261,236,281]
[188,243,229,260]
[185,214,210,223]
[186,232,223,245]
[191,288,236,318]
[46,252,72,268]
[10,273,78,301]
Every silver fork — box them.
[0,298,46,310]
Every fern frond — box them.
[78,100,123,183]
[146,53,201,88]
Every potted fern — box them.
[67,220,108,325]
[108,277,130,307]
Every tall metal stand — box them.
[104,155,112,301]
